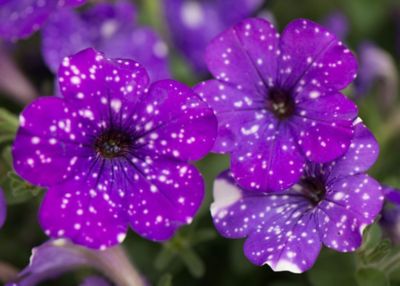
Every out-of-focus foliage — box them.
[1,0,400,285]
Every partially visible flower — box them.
[0,188,6,229]
[380,187,400,244]
[322,11,349,40]
[42,0,170,81]
[12,48,217,249]
[6,239,140,286]
[163,0,263,73]
[354,42,398,110]
[195,18,358,192]
[0,0,86,41]
[211,122,383,273]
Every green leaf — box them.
[178,247,205,278]
[356,267,389,286]
[155,246,175,271]
[0,108,18,144]
[308,249,357,286]
[157,274,173,286]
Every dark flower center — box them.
[95,130,132,159]
[267,88,295,119]
[300,177,326,206]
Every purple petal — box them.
[0,0,86,41]
[230,124,305,192]
[0,188,6,228]
[135,79,217,161]
[127,158,204,241]
[278,19,357,92]
[211,171,321,273]
[194,80,266,153]
[290,91,357,163]
[42,9,91,72]
[325,122,379,180]
[58,48,150,122]
[8,240,92,286]
[164,0,262,72]
[40,178,128,249]
[383,186,400,205]
[318,174,384,251]
[204,18,279,95]
[80,276,111,286]
[322,11,349,41]
[42,2,169,81]
[12,97,92,187]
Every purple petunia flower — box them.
[211,122,383,273]
[195,18,358,192]
[12,48,217,249]
[380,187,400,244]
[42,0,170,82]
[0,0,86,41]
[163,0,263,73]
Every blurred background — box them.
[1,0,400,285]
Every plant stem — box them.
[91,245,146,286]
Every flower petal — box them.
[40,178,128,249]
[0,188,6,229]
[127,158,204,241]
[278,19,357,92]
[134,79,217,161]
[325,122,379,180]
[290,92,357,163]
[230,124,305,192]
[12,97,92,187]
[318,174,383,252]
[58,48,150,122]
[211,171,321,273]
[204,18,279,95]
[194,79,266,153]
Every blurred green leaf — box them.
[155,247,175,271]
[308,250,357,286]
[178,247,205,278]
[356,267,389,286]
[157,273,173,286]
[0,108,18,144]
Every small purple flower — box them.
[211,122,383,273]
[0,0,86,41]
[42,0,170,81]
[12,48,217,249]
[322,11,349,41]
[163,0,263,73]
[195,18,358,192]
[380,187,400,244]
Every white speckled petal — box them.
[12,97,92,187]
[278,19,357,93]
[40,179,128,250]
[194,79,266,153]
[325,122,379,181]
[134,79,217,161]
[204,18,279,95]
[230,123,305,192]
[127,158,204,241]
[290,91,357,163]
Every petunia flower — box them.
[0,187,6,229]
[12,48,217,249]
[42,0,170,82]
[163,0,263,73]
[380,187,400,244]
[6,239,142,286]
[0,0,86,41]
[195,18,358,192]
[210,122,383,273]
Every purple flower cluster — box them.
[6,0,385,275]
[12,48,217,248]
[0,0,86,41]
[42,1,170,82]
[196,18,383,272]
